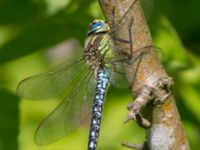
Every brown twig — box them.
[99,0,190,149]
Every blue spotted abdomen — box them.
[88,68,109,150]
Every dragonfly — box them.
[17,19,131,150]
[17,0,158,149]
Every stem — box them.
[99,0,190,149]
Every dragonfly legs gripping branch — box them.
[107,1,175,148]
[109,0,174,130]
[110,5,136,58]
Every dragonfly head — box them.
[87,20,110,36]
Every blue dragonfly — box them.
[17,0,158,149]
[17,20,131,150]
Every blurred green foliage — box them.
[0,0,200,150]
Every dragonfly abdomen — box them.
[88,68,109,150]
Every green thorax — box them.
[84,33,115,70]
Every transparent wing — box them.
[104,49,130,88]
[112,0,154,32]
[34,71,96,146]
[105,60,129,88]
[141,0,154,21]
[17,58,87,100]
[128,46,164,84]
[105,46,164,88]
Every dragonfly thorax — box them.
[84,36,103,70]
[84,20,112,70]
[84,33,111,70]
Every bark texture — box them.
[98,0,190,149]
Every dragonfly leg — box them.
[110,1,136,56]
[111,17,134,56]
[113,17,134,55]
[128,17,134,56]
[111,0,138,29]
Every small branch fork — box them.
[124,76,174,128]
[99,0,190,149]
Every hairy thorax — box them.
[84,34,112,70]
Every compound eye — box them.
[96,22,103,27]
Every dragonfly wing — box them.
[105,61,129,88]
[17,58,87,100]
[34,71,96,146]
[104,49,130,88]
[141,0,154,21]
[127,46,164,84]
[105,46,164,88]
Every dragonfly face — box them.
[87,20,110,36]
[84,20,112,70]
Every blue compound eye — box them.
[91,21,104,31]
[87,20,108,36]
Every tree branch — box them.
[99,0,190,149]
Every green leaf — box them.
[0,88,19,150]
[178,66,200,122]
